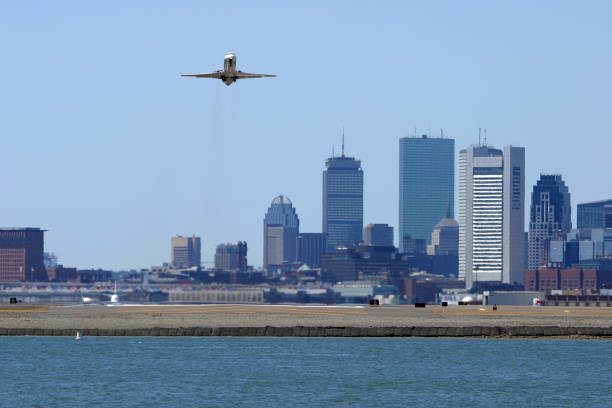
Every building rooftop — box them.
[578,199,612,207]
[0,227,45,231]
[271,195,292,206]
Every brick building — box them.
[0,228,47,282]
[525,265,612,292]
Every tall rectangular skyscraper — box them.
[399,135,454,252]
[323,152,363,251]
[458,145,525,288]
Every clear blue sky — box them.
[1,1,610,270]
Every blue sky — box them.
[1,1,610,269]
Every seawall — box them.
[1,326,611,338]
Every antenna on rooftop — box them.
[332,145,335,158]
[478,128,482,146]
[484,129,487,146]
[341,126,345,158]
[441,128,444,138]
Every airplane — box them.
[181,52,276,86]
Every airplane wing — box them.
[234,70,277,79]
[180,70,224,78]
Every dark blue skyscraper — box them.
[399,135,454,252]
[528,175,571,269]
[323,149,363,251]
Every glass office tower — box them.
[323,154,363,251]
[399,135,454,252]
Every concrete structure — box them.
[577,199,612,229]
[322,150,363,251]
[399,135,454,251]
[0,228,47,282]
[528,175,571,269]
[168,289,264,304]
[214,242,247,271]
[482,291,544,306]
[171,236,201,268]
[458,145,525,288]
[331,283,398,303]
[263,195,299,269]
[427,206,458,256]
[363,224,394,247]
[296,233,327,268]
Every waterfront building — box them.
[528,175,571,269]
[0,228,47,282]
[171,235,201,268]
[322,147,363,251]
[363,224,394,247]
[399,135,454,252]
[296,233,327,268]
[577,199,612,229]
[214,241,247,271]
[458,145,525,288]
[264,195,299,269]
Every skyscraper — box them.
[171,235,201,268]
[458,145,525,288]
[263,195,299,269]
[322,146,363,251]
[528,175,571,269]
[399,135,454,252]
[0,228,47,282]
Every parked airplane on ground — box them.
[181,52,276,86]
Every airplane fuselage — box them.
[222,53,237,85]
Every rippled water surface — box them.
[0,337,609,407]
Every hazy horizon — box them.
[2,2,611,270]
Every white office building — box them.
[458,145,525,288]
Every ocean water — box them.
[0,337,609,407]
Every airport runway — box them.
[1,304,611,333]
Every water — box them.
[0,337,609,407]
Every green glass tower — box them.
[399,135,454,252]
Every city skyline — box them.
[1,2,611,270]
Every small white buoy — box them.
[75,331,82,340]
